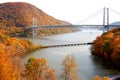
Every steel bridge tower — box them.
[32,17,38,37]
[103,7,109,32]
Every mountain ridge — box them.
[0,2,71,27]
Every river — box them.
[23,30,119,80]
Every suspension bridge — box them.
[29,7,120,48]
[29,7,120,47]
[40,42,93,48]
[107,72,120,80]
[30,7,120,37]
[28,8,120,80]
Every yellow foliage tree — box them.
[93,75,110,80]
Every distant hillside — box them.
[0,2,70,27]
[110,21,120,25]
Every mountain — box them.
[98,21,120,30]
[0,2,71,27]
[110,21,120,26]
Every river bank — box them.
[91,27,120,70]
[23,30,119,80]
[0,32,42,79]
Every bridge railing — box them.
[26,24,120,29]
[107,72,120,80]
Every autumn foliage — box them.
[93,75,110,80]
[0,2,70,27]
[0,2,77,37]
[23,57,56,80]
[91,27,120,66]
[0,31,57,79]
[0,31,111,80]
[0,32,39,79]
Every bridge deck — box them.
[41,42,93,48]
[108,72,120,80]
[29,24,120,29]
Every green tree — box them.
[60,54,79,80]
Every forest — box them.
[0,2,70,27]
[91,27,120,67]
[0,2,78,37]
[0,29,110,80]
[0,2,115,80]
[0,31,41,79]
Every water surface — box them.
[23,30,119,80]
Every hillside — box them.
[91,27,120,67]
[0,2,77,37]
[0,2,70,27]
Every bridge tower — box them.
[103,7,109,32]
[32,17,38,37]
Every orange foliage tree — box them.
[0,44,24,80]
[0,32,40,79]
[23,57,56,80]
[91,27,120,66]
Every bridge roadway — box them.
[30,25,103,29]
[41,42,93,48]
[108,72,120,80]
[29,24,120,29]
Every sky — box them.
[0,0,120,24]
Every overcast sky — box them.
[0,0,120,24]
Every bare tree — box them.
[61,54,79,80]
